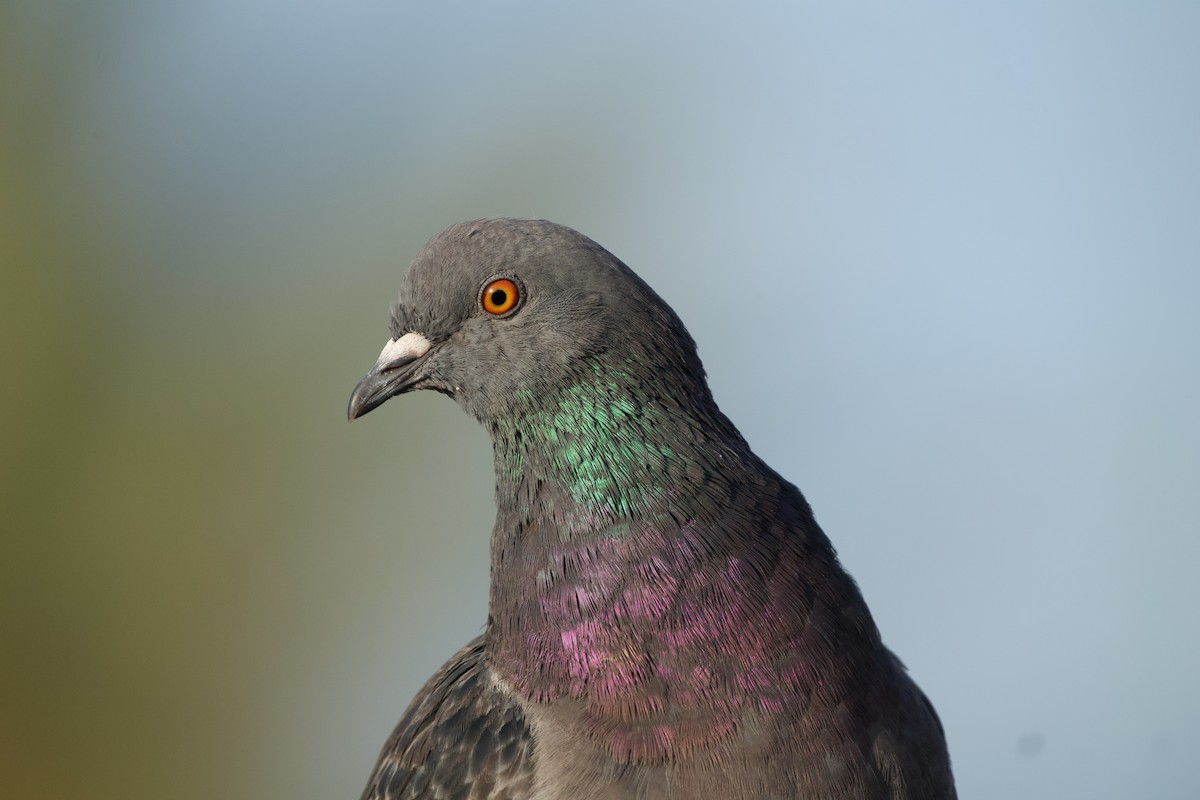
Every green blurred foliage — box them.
[0,7,495,799]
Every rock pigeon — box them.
[347,219,956,799]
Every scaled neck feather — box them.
[483,361,883,764]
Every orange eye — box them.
[481,278,520,316]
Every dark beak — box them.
[347,332,432,421]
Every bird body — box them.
[348,219,955,799]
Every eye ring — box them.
[480,277,522,317]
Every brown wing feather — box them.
[360,636,535,800]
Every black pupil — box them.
[490,288,508,307]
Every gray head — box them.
[348,219,712,426]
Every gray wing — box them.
[360,636,535,800]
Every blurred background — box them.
[2,2,1197,798]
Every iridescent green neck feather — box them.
[490,357,734,531]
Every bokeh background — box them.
[3,2,1198,798]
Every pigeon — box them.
[347,219,956,799]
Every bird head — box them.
[347,218,708,426]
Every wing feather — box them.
[360,636,535,800]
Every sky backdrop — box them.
[2,3,1198,799]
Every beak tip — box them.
[346,384,374,422]
[348,332,432,422]
[347,371,396,422]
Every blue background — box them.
[2,3,1197,798]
